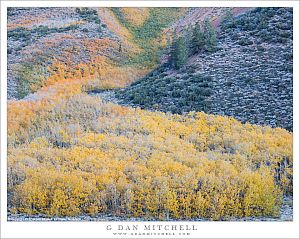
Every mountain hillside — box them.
[166,7,252,33]
[7,7,293,221]
[7,7,125,99]
[115,7,293,131]
[7,7,186,100]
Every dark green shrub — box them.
[238,38,253,46]
[76,7,101,25]
[16,63,48,99]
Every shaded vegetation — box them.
[76,7,105,31]
[8,24,80,42]
[221,7,293,44]
[169,19,217,69]
[15,63,48,98]
[115,66,213,114]
[116,7,293,131]
[76,7,100,24]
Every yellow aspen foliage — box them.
[8,92,292,220]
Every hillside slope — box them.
[8,94,292,220]
[115,7,293,130]
[7,7,187,100]
[166,7,252,33]
[7,7,123,99]
[7,7,293,221]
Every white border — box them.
[1,1,299,238]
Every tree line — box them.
[169,19,217,69]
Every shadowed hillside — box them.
[115,7,293,130]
